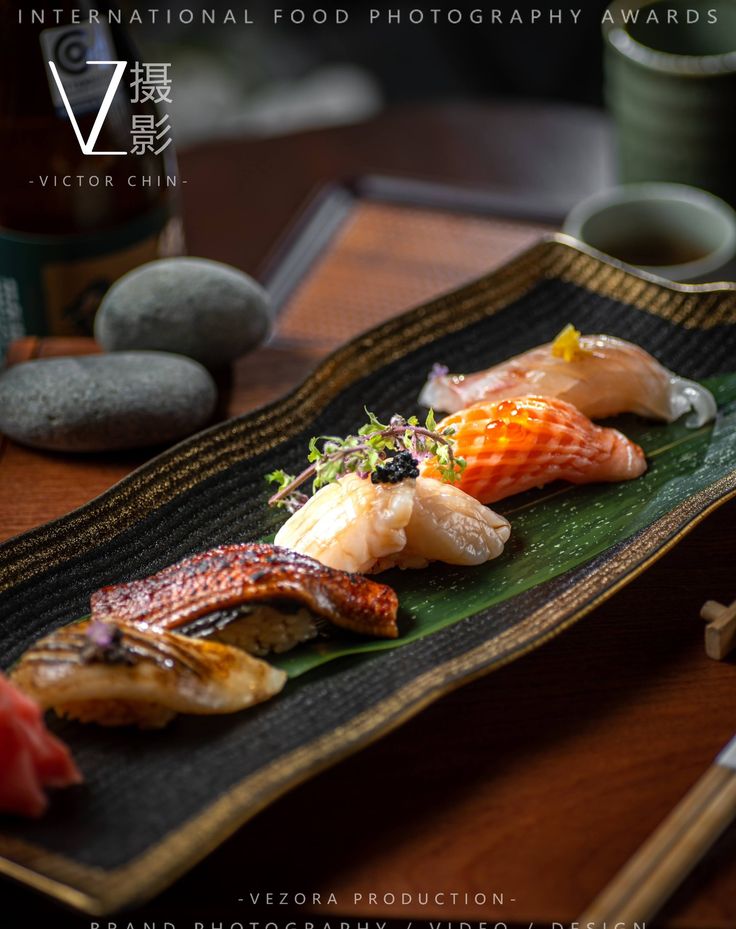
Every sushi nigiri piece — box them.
[91,543,399,647]
[420,396,647,504]
[373,473,511,573]
[11,620,286,729]
[0,672,82,817]
[275,473,414,575]
[274,472,510,574]
[419,326,716,427]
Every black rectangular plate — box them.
[1,236,736,914]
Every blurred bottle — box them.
[0,0,184,356]
[603,0,736,207]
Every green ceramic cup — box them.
[563,182,736,283]
[603,0,736,206]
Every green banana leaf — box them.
[273,374,736,677]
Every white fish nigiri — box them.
[274,473,510,574]
[419,326,716,428]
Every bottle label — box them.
[0,279,25,351]
[0,207,182,360]
[40,23,117,117]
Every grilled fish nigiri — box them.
[420,396,647,504]
[420,327,716,427]
[91,543,399,647]
[274,472,510,574]
[11,620,286,729]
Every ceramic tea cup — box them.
[563,182,736,282]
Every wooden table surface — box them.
[3,102,736,929]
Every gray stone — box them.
[0,352,217,452]
[94,257,272,368]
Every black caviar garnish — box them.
[371,451,420,485]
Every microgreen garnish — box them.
[266,410,465,510]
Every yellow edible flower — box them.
[551,324,591,362]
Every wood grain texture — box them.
[4,105,736,929]
[579,766,736,925]
[276,201,550,349]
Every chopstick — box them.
[578,741,736,925]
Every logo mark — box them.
[47,59,128,155]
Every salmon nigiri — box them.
[420,396,647,504]
[420,325,716,427]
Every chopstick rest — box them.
[700,598,736,660]
[578,735,736,925]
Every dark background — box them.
[131,0,611,144]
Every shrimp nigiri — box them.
[274,472,510,574]
[11,620,286,728]
[420,325,716,427]
[420,396,647,504]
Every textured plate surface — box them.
[1,236,736,914]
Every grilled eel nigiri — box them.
[11,620,286,729]
[90,544,399,654]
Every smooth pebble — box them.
[0,352,217,452]
[94,257,272,368]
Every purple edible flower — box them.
[82,619,133,665]
[429,363,449,381]
[86,620,117,648]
